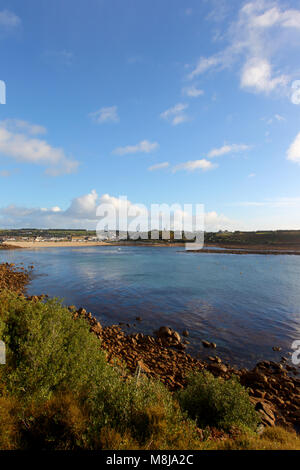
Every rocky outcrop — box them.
[73,307,300,431]
[0,263,30,293]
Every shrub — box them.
[0,396,19,449]
[0,291,199,449]
[177,371,260,432]
[21,393,89,450]
[0,291,117,403]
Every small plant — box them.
[177,370,260,432]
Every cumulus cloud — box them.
[0,189,238,232]
[204,211,236,232]
[188,0,300,96]
[148,162,169,171]
[113,140,159,156]
[89,106,119,124]
[172,159,216,173]
[0,9,21,28]
[287,132,300,164]
[0,120,78,175]
[207,143,251,158]
[160,103,189,125]
[240,57,288,93]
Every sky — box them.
[1,0,300,231]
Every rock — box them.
[155,326,173,338]
[78,307,87,316]
[182,330,189,337]
[207,363,228,375]
[137,360,151,374]
[136,316,142,321]
[202,340,216,348]
[172,331,181,343]
[272,346,282,352]
[255,401,276,427]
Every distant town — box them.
[1,228,300,248]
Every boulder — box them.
[255,401,276,427]
[155,326,173,338]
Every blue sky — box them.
[1,0,300,230]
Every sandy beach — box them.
[3,240,181,249]
[4,240,116,249]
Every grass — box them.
[0,289,299,450]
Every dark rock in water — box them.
[155,326,173,338]
[154,326,182,346]
[182,330,189,337]
[202,340,216,349]
[172,331,181,343]
[272,346,282,352]
[136,316,142,321]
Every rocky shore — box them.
[1,262,299,432]
[68,306,299,432]
[0,262,31,292]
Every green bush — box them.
[0,291,198,449]
[177,371,260,432]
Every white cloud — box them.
[263,113,286,124]
[248,173,256,178]
[241,57,288,93]
[188,56,224,79]
[1,119,46,135]
[89,106,119,124]
[0,10,21,28]
[0,120,78,175]
[188,0,300,96]
[204,211,236,232]
[287,132,300,164]
[207,143,251,158]
[148,162,169,171]
[252,5,300,29]
[160,103,189,125]
[172,159,216,173]
[0,189,240,232]
[113,140,159,156]
[182,85,204,97]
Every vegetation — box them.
[177,371,260,432]
[0,289,299,450]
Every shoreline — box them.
[1,262,299,431]
[2,240,300,255]
[2,241,184,249]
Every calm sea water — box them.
[1,246,300,368]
